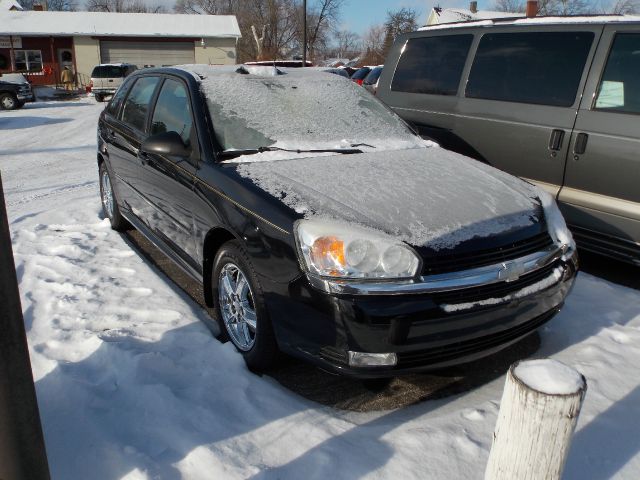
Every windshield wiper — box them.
[218,145,363,160]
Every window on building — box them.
[466,32,594,107]
[0,53,8,69]
[120,76,160,132]
[391,35,473,95]
[150,79,193,145]
[594,33,640,115]
[14,50,43,72]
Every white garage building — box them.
[0,9,241,86]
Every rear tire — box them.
[0,93,18,110]
[212,240,279,372]
[95,94,104,102]
[99,162,129,231]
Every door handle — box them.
[574,133,589,155]
[138,150,149,165]
[548,129,565,151]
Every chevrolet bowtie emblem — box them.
[498,261,525,282]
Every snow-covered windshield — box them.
[194,67,424,154]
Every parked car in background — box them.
[363,66,383,95]
[0,73,34,110]
[97,65,577,377]
[90,63,137,102]
[378,17,640,266]
[350,66,372,85]
[303,67,351,79]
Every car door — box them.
[455,26,603,195]
[559,25,640,260]
[137,76,201,264]
[111,75,162,219]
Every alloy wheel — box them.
[100,168,114,220]
[1,95,16,110]
[218,263,257,351]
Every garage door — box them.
[100,41,195,68]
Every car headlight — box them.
[295,219,421,279]
[537,188,575,251]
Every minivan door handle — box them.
[574,133,589,155]
[548,129,565,151]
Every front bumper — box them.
[17,92,34,102]
[268,249,578,378]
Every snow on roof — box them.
[0,0,23,10]
[433,7,523,24]
[0,10,241,38]
[421,14,640,30]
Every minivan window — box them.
[120,76,160,132]
[391,35,473,95]
[151,79,193,144]
[466,31,594,107]
[594,33,640,114]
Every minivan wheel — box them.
[212,241,278,371]
[95,94,104,102]
[99,162,129,231]
[0,93,18,110]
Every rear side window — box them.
[594,33,640,114]
[105,78,132,117]
[120,76,160,132]
[351,68,371,80]
[466,31,594,107]
[364,67,383,85]
[150,78,193,144]
[391,35,473,95]
[91,65,126,78]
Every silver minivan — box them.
[378,17,640,265]
[90,63,137,102]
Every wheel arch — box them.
[202,226,238,307]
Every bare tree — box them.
[18,0,77,10]
[385,7,419,38]
[360,24,386,65]
[492,0,525,12]
[610,0,639,13]
[87,0,165,12]
[333,30,360,59]
[300,0,344,61]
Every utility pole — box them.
[0,172,51,480]
[302,0,307,67]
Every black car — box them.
[0,74,34,110]
[97,65,578,377]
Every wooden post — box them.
[485,359,586,480]
[0,172,51,480]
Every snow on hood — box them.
[236,147,542,250]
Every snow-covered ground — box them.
[1,99,640,480]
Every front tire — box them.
[95,94,104,102]
[212,241,279,371]
[99,162,129,231]
[0,93,18,110]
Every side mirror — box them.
[141,131,191,157]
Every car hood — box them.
[235,146,543,251]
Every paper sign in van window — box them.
[596,81,625,109]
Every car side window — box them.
[120,76,160,132]
[105,78,132,117]
[466,31,594,107]
[391,35,473,95]
[594,33,640,114]
[150,78,194,145]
